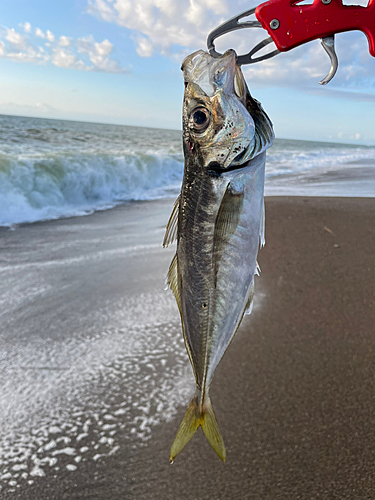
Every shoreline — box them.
[1,191,375,233]
[2,196,375,500]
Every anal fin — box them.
[244,279,255,316]
[260,198,265,248]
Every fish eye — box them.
[190,107,210,132]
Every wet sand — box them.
[3,196,375,499]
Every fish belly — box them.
[178,153,266,391]
[206,157,265,386]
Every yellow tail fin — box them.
[169,395,226,463]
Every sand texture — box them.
[3,197,375,500]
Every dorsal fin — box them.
[163,195,180,248]
[245,93,274,159]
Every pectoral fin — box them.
[213,181,244,276]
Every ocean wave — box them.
[1,132,375,227]
[0,152,184,226]
[266,140,375,178]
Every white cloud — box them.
[88,0,114,22]
[35,28,45,39]
[0,100,59,115]
[7,48,36,62]
[87,0,375,89]
[6,45,49,64]
[185,0,206,27]
[135,36,154,57]
[0,24,129,74]
[46,30,55,42]
[6,28,25,47]
[20,22,31,33]
[87,0,228,56]
[59,36,71,47]
[52,47,79,68]
[77,35,126,73]
[95,39,112,56]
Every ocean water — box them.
[1,114,375,227]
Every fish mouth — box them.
[207,144,254,177]
[207,159,251,177]
[207,149,252,177]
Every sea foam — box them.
[0,151,183,226]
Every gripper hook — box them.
[319,35,338,85]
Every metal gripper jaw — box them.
[207,0,375,86]
[206,8,339,85]
[319,35,338,85]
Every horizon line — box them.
[0,112,373,148]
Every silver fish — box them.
[164,49,274,463]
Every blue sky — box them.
[0,0,374,144]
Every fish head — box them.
[181,49,273,172]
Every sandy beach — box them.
[1,196,375,499]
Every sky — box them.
[0,0,374,144]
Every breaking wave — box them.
[1,113,374,227]
[0,152,184,226]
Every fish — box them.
[163,49,274,463]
